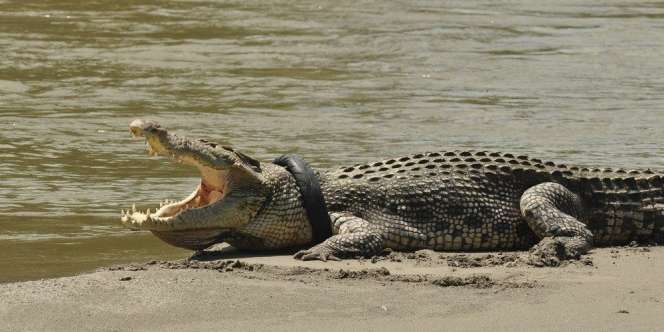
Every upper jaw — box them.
[129,119,234,191]
[128,119,235,171]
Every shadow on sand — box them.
[187,244,300,262]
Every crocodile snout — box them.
[129,119,147,137]
[129,119,163,138]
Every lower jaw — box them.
[151,228,228,251]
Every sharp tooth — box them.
[146,208,151,215]
[132,204,136,213]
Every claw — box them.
[293,248,341,262]
[304,252,323,261]
[326,254,341,261]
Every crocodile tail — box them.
[575,173,664,245]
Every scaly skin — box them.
[122,120,664,265]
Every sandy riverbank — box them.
[1,246,663,331]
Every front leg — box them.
[294,212,383,261]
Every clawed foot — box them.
[294,244,341,262]
[527,236,590,267]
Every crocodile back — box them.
[322,150,664,247]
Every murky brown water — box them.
[1,0,664,282]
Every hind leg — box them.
[520,182,594,266]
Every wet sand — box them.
[2,246,663,331]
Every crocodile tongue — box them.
[197,181,224,206]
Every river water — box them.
[1,0,664,282]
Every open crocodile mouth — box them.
[120,178,227,226]
[120,119,230,228]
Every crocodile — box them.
[121,119,664,265]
